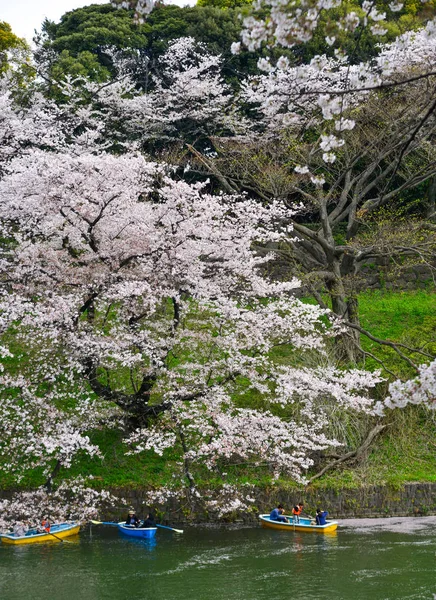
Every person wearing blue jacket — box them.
[269,504,288,523]
[315,508,328,525]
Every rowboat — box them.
[259,514,338,533]
[0,522,80,545]
[117,523,157,538]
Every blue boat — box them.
[117,522,157,539]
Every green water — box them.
[1,517,436,600]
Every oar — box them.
[156,523,184,534]
[90,520,119,526]
[46,529,74,544]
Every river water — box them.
[1,516,436,600]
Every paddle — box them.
[156,524,184,534]
[46,529,74,544]
[90,520,119,526]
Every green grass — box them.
[358,289,436,341]
[358,289,436,380]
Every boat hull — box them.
[118,523,157,538]
[0,523,80,545]
[259,515,338,533]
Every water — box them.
[1,517,436,600]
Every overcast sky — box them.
[1,0,194,43]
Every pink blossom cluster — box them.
[0,477,121,531]
[375,360,436,415]
[204,484,257,518]
[241,20,436,172]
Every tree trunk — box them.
[44,459,62,492]
[326,259,362,364]
[427,175,436,221]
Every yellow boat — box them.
[259,514,338,534]
[0,522,80,545]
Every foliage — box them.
[35,3,259,87]
[50,49,111,83]
[0,22,33,89]
[198,0,252,8]
[0,21,27,74]
[40,4,150,55]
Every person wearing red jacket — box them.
[292,503,304,523]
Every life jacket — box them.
[41,519,50,533]
[292,506,302,516]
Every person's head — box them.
[277,504,284,513]
[298,503,304,508]
[316,508,321,514]
[128,509,135,515]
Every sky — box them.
[0,0,194,43]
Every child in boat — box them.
[292,503,304,523]
[315,508,328,525]
[269,504,288,523]
[125,509,140,527]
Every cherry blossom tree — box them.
[183,24,436,366]
[0,479,121,531]
[0,75,385,512]
[29,36,241,158]
[125,37,240,144]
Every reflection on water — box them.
[118,535,157,552]
[1,517,436,600]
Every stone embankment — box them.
[2,482,435,523]
[110,482,436,524]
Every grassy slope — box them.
[1,289,435,492]
[313,289,436,489]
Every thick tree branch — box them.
[306,423,387,485]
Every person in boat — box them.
[125,509,140,527]
[142,513,156,528]
[40,517,51,533]
[13,522,28,537]
[292,503,304,524]
[269,504,288,523]
[315,508,329,525]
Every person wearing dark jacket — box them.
[125,509,140,527]
[142,513,156,528]
[315,508,328,525]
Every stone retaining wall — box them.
[2,482,435,524]
[106,482,436,524]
